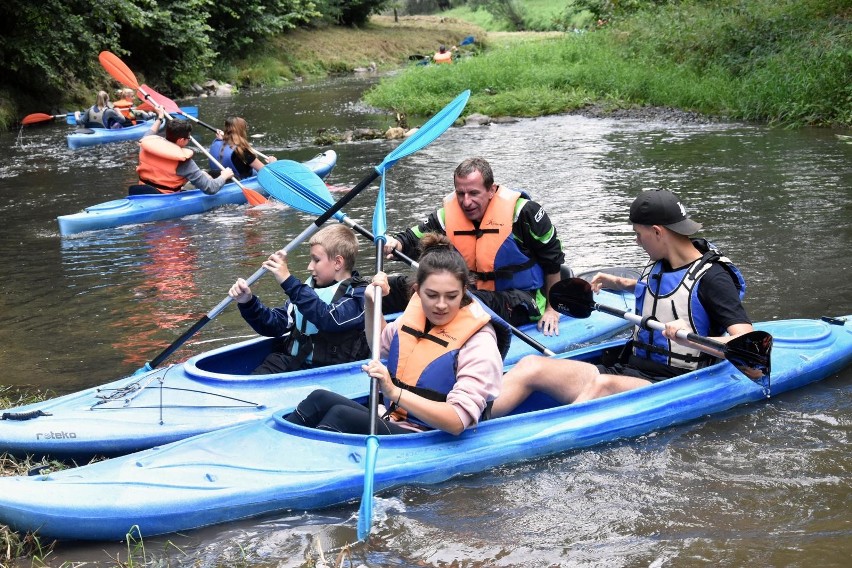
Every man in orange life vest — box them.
[132,108,234,195]
[382,157,566,336]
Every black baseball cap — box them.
[629,190,702,235]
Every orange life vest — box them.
[433,51,452,64]
[136,136,193,193]
[113,99,136,124]
[443,185,518,291]
[387,295,491,422]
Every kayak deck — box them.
[0,316,849,540]
[56,150,337,235]
[66,107,199,149]
[0,287,633,459]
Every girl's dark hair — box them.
[416,233,471,305]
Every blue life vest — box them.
[282,276,370,367]
[209,140,253,179]
[632,239,746,371]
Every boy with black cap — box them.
[491,190,754,416]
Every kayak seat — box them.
[193,338,278,375]
[128,184,162,196]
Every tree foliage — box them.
[0,0,356,103]
[207,1,321,58]
[316,0,392,26]
[0,0,149,97]
[468,0,528,30]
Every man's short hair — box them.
[165,120,192,143]
[454,157,494,188]
[310,224,359,271]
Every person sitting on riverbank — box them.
[228,224,370,375]
[209,116,276,180]
[380,157,566,335]
[433,45,453,64]
[75,91,126,130]
[491,190,754,417]
[284,233,503,435]
[130,109,234,195]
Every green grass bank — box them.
[366,0,851,127]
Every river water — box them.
[1,74,850,567]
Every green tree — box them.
[317,0,391,26]
[468,0,528,30]
[207,0,321,58]
[116,0,217,92]
[0,0,149,97]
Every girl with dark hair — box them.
[285,233,503,435]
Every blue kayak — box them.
[0,287,632,460]
[66,107,199,149]
[56,150,337,235]
[0,315,849,541]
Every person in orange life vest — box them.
[132,108,234,195]
[491,190,754,418]
[433,45,452,64]
[75,90,126,129]
[284,233,503,435]
[381,157,566,335]
[209,116,277,180]
[113,88,154,126]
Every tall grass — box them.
[367,0,851,126]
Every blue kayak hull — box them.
[66,107,199,149]
[56,151,337,235]
[0,316,849,541]
[0,288,632,460]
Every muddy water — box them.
[0,75,850,566]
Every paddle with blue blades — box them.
[549,277,773,392]
[258,159,556,356]
[356,175,388,541]
[119,88,469,374]
[97,51,267,207]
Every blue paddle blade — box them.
[376,90,470,175]
[356,434,380,540]
[372,175,387,243]
[258,161,344,220]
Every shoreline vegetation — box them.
[4,1,850,131]
[363,1,850,128]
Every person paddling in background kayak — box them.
[381,157,566,335]
[209,116,277,180]
[433,45,453,64]
[112,88,154,126]
[130,108,234,195]
[285,233,503,435]
[74,90,126,130]
[492,189,755,417]
[228,224,371,375]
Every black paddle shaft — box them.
[341,218,555,356]
[550,278,772,381]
